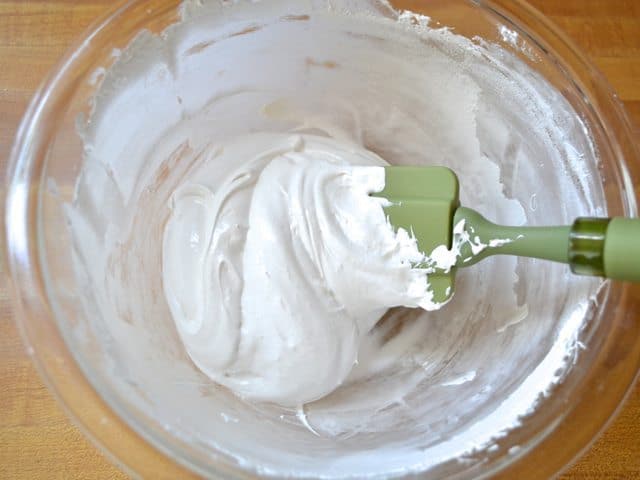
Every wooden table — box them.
[0,1,638,478]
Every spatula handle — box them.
[596,217,640,281]
[569,217,640,281]
[454,208,640,282]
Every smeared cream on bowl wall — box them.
[67,0,605,476]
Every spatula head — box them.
[373,166,460,304]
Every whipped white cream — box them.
[163,133,443,405]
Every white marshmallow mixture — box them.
[163,134,443,406]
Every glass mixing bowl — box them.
[4,0,640,478]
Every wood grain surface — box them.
[1,1,639,478]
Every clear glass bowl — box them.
[4,0,639,478]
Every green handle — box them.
[602,217,640,281]
[454,207,640,282]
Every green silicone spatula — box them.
[373,166,640,304]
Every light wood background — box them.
[0,1,638,478]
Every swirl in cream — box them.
[162,134,443,405]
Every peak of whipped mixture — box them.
[162,133,444,405]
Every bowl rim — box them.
[4,0,640,478]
